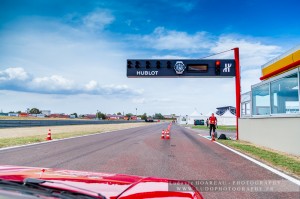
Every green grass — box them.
[0,136,45,148]
[192,125,236,131]
[218,140,300,177]
[0,131,105,148]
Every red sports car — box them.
[0,165,204,199]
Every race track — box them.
[0,123,298,199]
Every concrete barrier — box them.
[239,117,300,156]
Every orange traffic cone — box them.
[46,129,52,141]
[161,130,165,139]
[166,129,170,139]
[166,133,170,139]
[211,132,215,142]
[166,129,170,134]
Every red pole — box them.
[233,47,240,140]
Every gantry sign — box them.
[126,48,241,140]
[127,59,236,77]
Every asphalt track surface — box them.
[1,123,299,199]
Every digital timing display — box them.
[187,64,208,72]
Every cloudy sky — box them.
[0,0,299,116]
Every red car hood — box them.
[0,165,203,199]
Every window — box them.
[241,92,251,116]
[270,73,299,114]
[252,83,270,115]
[242,102,251,116]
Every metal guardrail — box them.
[0,120,142,128]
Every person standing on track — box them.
[209,113,217,136]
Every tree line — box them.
[8,108,168,120]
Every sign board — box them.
[127,59,236,78]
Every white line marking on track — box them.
[198,134,300,186]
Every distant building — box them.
[29,114,45,118]
[19,113,29,117]
[163,114,177,119]
[107,114,124,120]
[83,114,96,119]
[41,110,51,116]
[8,113,19,117]
[130,116,137,120]
[49,113,69,118]
[69,114,76,119]
[216,106,236,116]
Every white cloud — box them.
[83,9,115,30]
[134,28,283,96]
[210,35,282,69]
[0,67,29,81]
[98,84,144,96]
[241,68,262,92]
[138,27,212,52]
[32,75,75,91]
[132,98,146,104]
[85,80,98,90]
[133,28,282,72]
[0,15,129,84]
[207,35,282,92]
[0,67,142,96]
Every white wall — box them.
[239,117,300,156]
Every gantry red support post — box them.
[233,47,240,140]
